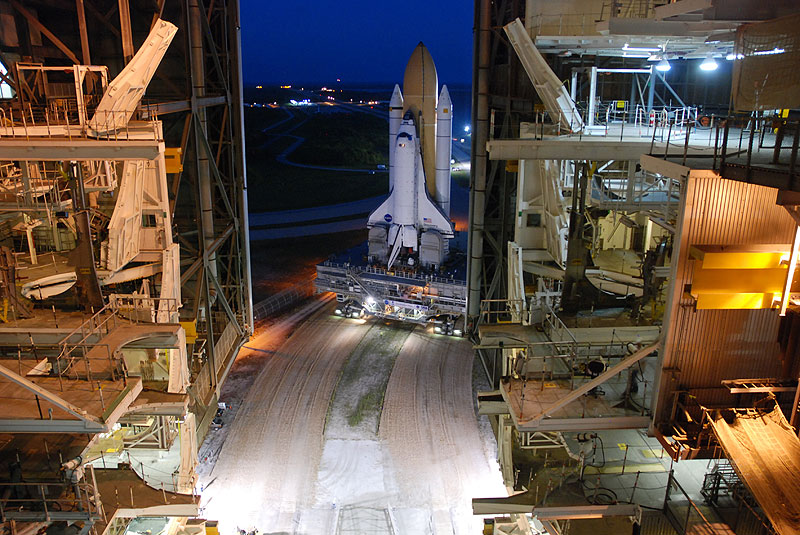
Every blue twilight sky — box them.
[239,0,473,86]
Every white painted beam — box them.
[654,0,713,20]
[488,139,653,161]
[0,139,162,161]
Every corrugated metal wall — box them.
[657,173,796,420]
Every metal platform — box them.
[315,261,467,324]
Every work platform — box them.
[0,302,186,433]
[477,302,660,433]
[500,376,652,432]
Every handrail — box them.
[55,295,180,386]
[665,469,726,534]
[0,480,100,521]
[479,298,527,324]
[320,260,465,287]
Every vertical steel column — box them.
[587,66,597,127]
[229,0,253,334]
[467,0,491,321]
[570,69,578,103]
[188,0,218,284]
[118,0,134,64]
[75,0,91,65]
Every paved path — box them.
[198,302,505,534]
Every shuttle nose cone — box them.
[438,84,452,110]
[390,84,403,108]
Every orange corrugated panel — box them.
[658,175,794,422]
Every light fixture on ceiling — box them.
[699,54,718,71]
[726,53,743,60]
[753,47,785,56]
[655,58,671,72]
[623,43,662,53]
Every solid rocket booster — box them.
[388,84,404,193]
[434,85,452,218]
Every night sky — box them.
[239,0,473,86]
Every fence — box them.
[664,470,726,535]
[479,298,527,325]
[252,279,315,322]
[0,480,101,522]
[713,114,800,188]
[0,106,160,141]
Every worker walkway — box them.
[93,467,198,535]
[0,320,184,432]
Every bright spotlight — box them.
[699,55,718,71]
[464,125,470,133]
[655,58,671,72]
[365,296,375,306]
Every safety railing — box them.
[0,106,160,141]
[479,298,527,325]
[664,470,728,535]
[319,260,465,287]
[127,455,197,497]
[108,294,180,324]
[0,480,101,522]
[522,104,700,144]
[54,296,180,390]
[592,168,680,221]
[253,278,315,321]
[55,302,122,391]
[713,114,800,188]
[701,461,777,535]
[499,341,655,424]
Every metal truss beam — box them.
[525,343,659,424]
[517,415,652,432]
[0,419,106,433]
[0,363,105,428]
[0,139,162,161]
[488,139,657,161]
[473,497,641,518]
[10,0,81,64]
[140,96,227,118]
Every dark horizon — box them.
[239,1,473,86]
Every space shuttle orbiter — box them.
[367,43,454,270]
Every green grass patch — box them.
[325,322,414,437]
[348,388,384,427]
[247,163,388,211]
[244,106,391,211]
